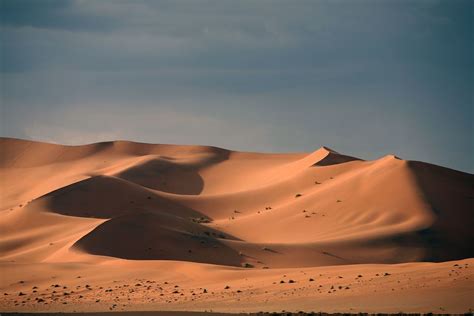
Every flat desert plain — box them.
[0,137,473,314]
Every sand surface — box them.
[0,138,473,313]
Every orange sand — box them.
[0,138,472,313]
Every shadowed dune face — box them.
[112,146,231,195]
[406,161,474,261]
[306,146,361,167]
[73,212,243,265]
[0,138,473,269]
[34,175,205,220]
[115,158,205,195]
[313,152,361,166]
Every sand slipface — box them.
[0,137,473,314]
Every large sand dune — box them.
[0,137,473,313]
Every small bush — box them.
[191,217,211,223]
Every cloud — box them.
[0,0,122,31]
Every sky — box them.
[0,0,472,172]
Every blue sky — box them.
[1,0,472,172]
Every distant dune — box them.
[0,137,473,313]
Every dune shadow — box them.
[405,161,474,261]
[321,251,349,262]
[73,211,243,267]
[116,158,205,195]
[115,151,231,195]
[312,152,360,167]
[262,247,280,254]
[36,175,206,220]
[32,174,246,266]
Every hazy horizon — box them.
[1,0,472,173]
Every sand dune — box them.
[0,137,473,313]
